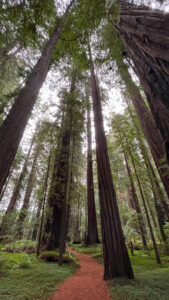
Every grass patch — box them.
[0,251,79,300]
[71,243,102,255]
[109,251,169,300]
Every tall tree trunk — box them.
[32,197,43,241]
[86,98,99,245]
[59,131,72,265]
[89,46,134,280]
[0,135,34,235]
[0,0,75,193]
[46,73,76,250]
[15,146,39,239]
[36,134,53,256]
[128,144,161,264]
[6,132,35,214]
[115,1,169,163]
[123,150,148,250]
[126,101,167,241]
[116,57,169,201]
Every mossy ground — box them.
[73,244,169,300]
[0,251,79,300]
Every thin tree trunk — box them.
[0,135,34,235]
[89,45,134,280]
[36,134,53,256]
[123,151,148,250]
[126,101,168,240]
[128,144,161,264]
[15,146,39,239]
[0,0,75,193]
[116,57,169,201]
[5,131,35,214]
[86,98,99,245]
[59,133,72,265]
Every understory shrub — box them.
[2,252,37,269]
[1,239,36,253]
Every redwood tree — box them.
[114,1,169,163]
[0,0,75,193]
[104,24,169,201]
[86,98,99,245]
[89,46,134,279]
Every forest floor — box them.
[48,249,111,300]
[0,250,78,300]
[72,244,169,300]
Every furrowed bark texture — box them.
[0,0,75,193]
[116,58,169,200]
[90,49,134,279]
[46,74,76,250]
[116,1,169,164]
[86,101,99,245]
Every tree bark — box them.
[89,46,134,279]
[123,151,148,250]
[0,135,34,235]
[128,144,161,264]
[86,98,99,245]
[46,73,76,250]
[0,0,75,193]
[36,133,53,256]
[15,145,39,239]
[126,101,168,237]
[115,1,169,164]
[116,57,169,202]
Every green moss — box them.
[39,250,78,264]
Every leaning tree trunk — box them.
[126,101,168,238]
[86,99,99,245]
[0,0,75,193]
[128,144,161,264]
[116,57,169,201]
[89,46,134,280]
[123,150,148,250]
[15,146,39,239]
[115,1,169,164]
[0,135,34,235]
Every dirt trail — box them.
[48,250,111,300]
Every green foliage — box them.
[0,254,6,273]
[0,252,36,270]
[108,2,121,24]
[1,240,36,253]
[0,253,78,300]
[71,243,102,254]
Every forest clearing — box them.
[1,0,169,299]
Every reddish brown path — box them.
[48,250,111,300]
